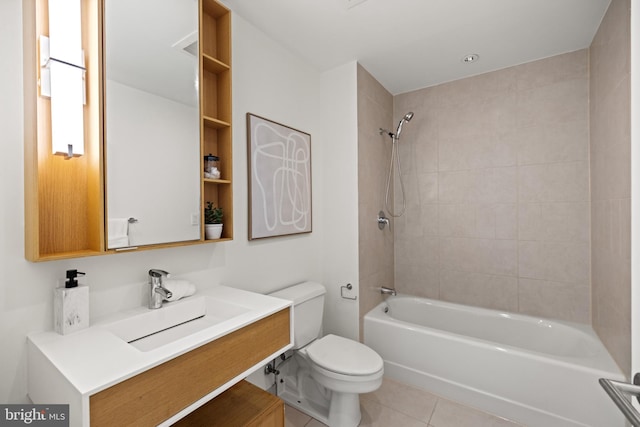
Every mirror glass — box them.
[104,0,200,249]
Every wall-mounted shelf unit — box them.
[200,0,233,241]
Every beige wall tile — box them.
[438,170,473,203]
[516,49,588,92]
[439,133,517,172]
[479,203,517,240]
[440,237,517,277]
[438,94,517,140]
[417,173,439,204]
[439,203,516,240]
[589,0,631,376]
[516,78,588,129]
[358,66,394,339]
[516,119,588,166]
[358,63,393,108]
[395,263,440,299]
[359,268,393,339]
[590,76,632,201]
[395,236,439,269]
[518,202,590,242]
[414,136,439,174]
[434,66,517,107]
[439,269,518,312]
[590,0,630,105]
[384,50,592,322]
[395,173,438,207]
[395,204,439,239]
[519,161,589,202]
[439,204,476,238]
[519,240,589,284]
[439,167,517,204]
[518,278,590,323]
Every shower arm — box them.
[379,128,395,138]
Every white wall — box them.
[319,62,360,341]
[0,1,357,403]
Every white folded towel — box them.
[108,218,129,248]
[163,280,196,302]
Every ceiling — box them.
[223,0,611,95]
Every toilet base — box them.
[328,391,361,427]
[279,389,331,425]
[277,353,331,424]
[279,389,363,427]
[276,352,365,427]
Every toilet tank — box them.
[269,282,325,349]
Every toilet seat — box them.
[306,334,383,376]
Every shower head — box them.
[395,111,414,139]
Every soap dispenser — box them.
[54,269,89,335]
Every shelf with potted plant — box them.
[204,201,224,240]
[200,0,232,243]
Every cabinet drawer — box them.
[89,308,290,426]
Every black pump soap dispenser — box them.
[65,269,85,288]
[54,269,90,335]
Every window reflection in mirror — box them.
[104,0,200,248]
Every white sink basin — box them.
[106,296,250,352]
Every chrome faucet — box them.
[148,269,172,309]
[380,286,397,296]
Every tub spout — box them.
[380,286,396,296]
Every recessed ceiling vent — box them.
[172,31,198,58]
[462,53,480,64]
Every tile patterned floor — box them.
[284,377,523,427]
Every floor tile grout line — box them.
[361,393,436,425]
[427,397,441,424]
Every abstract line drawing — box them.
[247,114,312,240]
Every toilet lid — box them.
[306,334,383,376]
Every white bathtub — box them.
[363,295,625,427]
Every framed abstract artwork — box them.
[247,113,312,240]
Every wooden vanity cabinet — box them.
[89,308,290,427]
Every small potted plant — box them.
[204,201,223,240]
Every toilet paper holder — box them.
[340,283,357,300]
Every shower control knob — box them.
[377,211,390,230]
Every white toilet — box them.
[270,281,383,427]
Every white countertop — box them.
[28,285,291,396]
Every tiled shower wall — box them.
[357,65,394,338]
[590,0,631,377]
[392,50,591,323]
